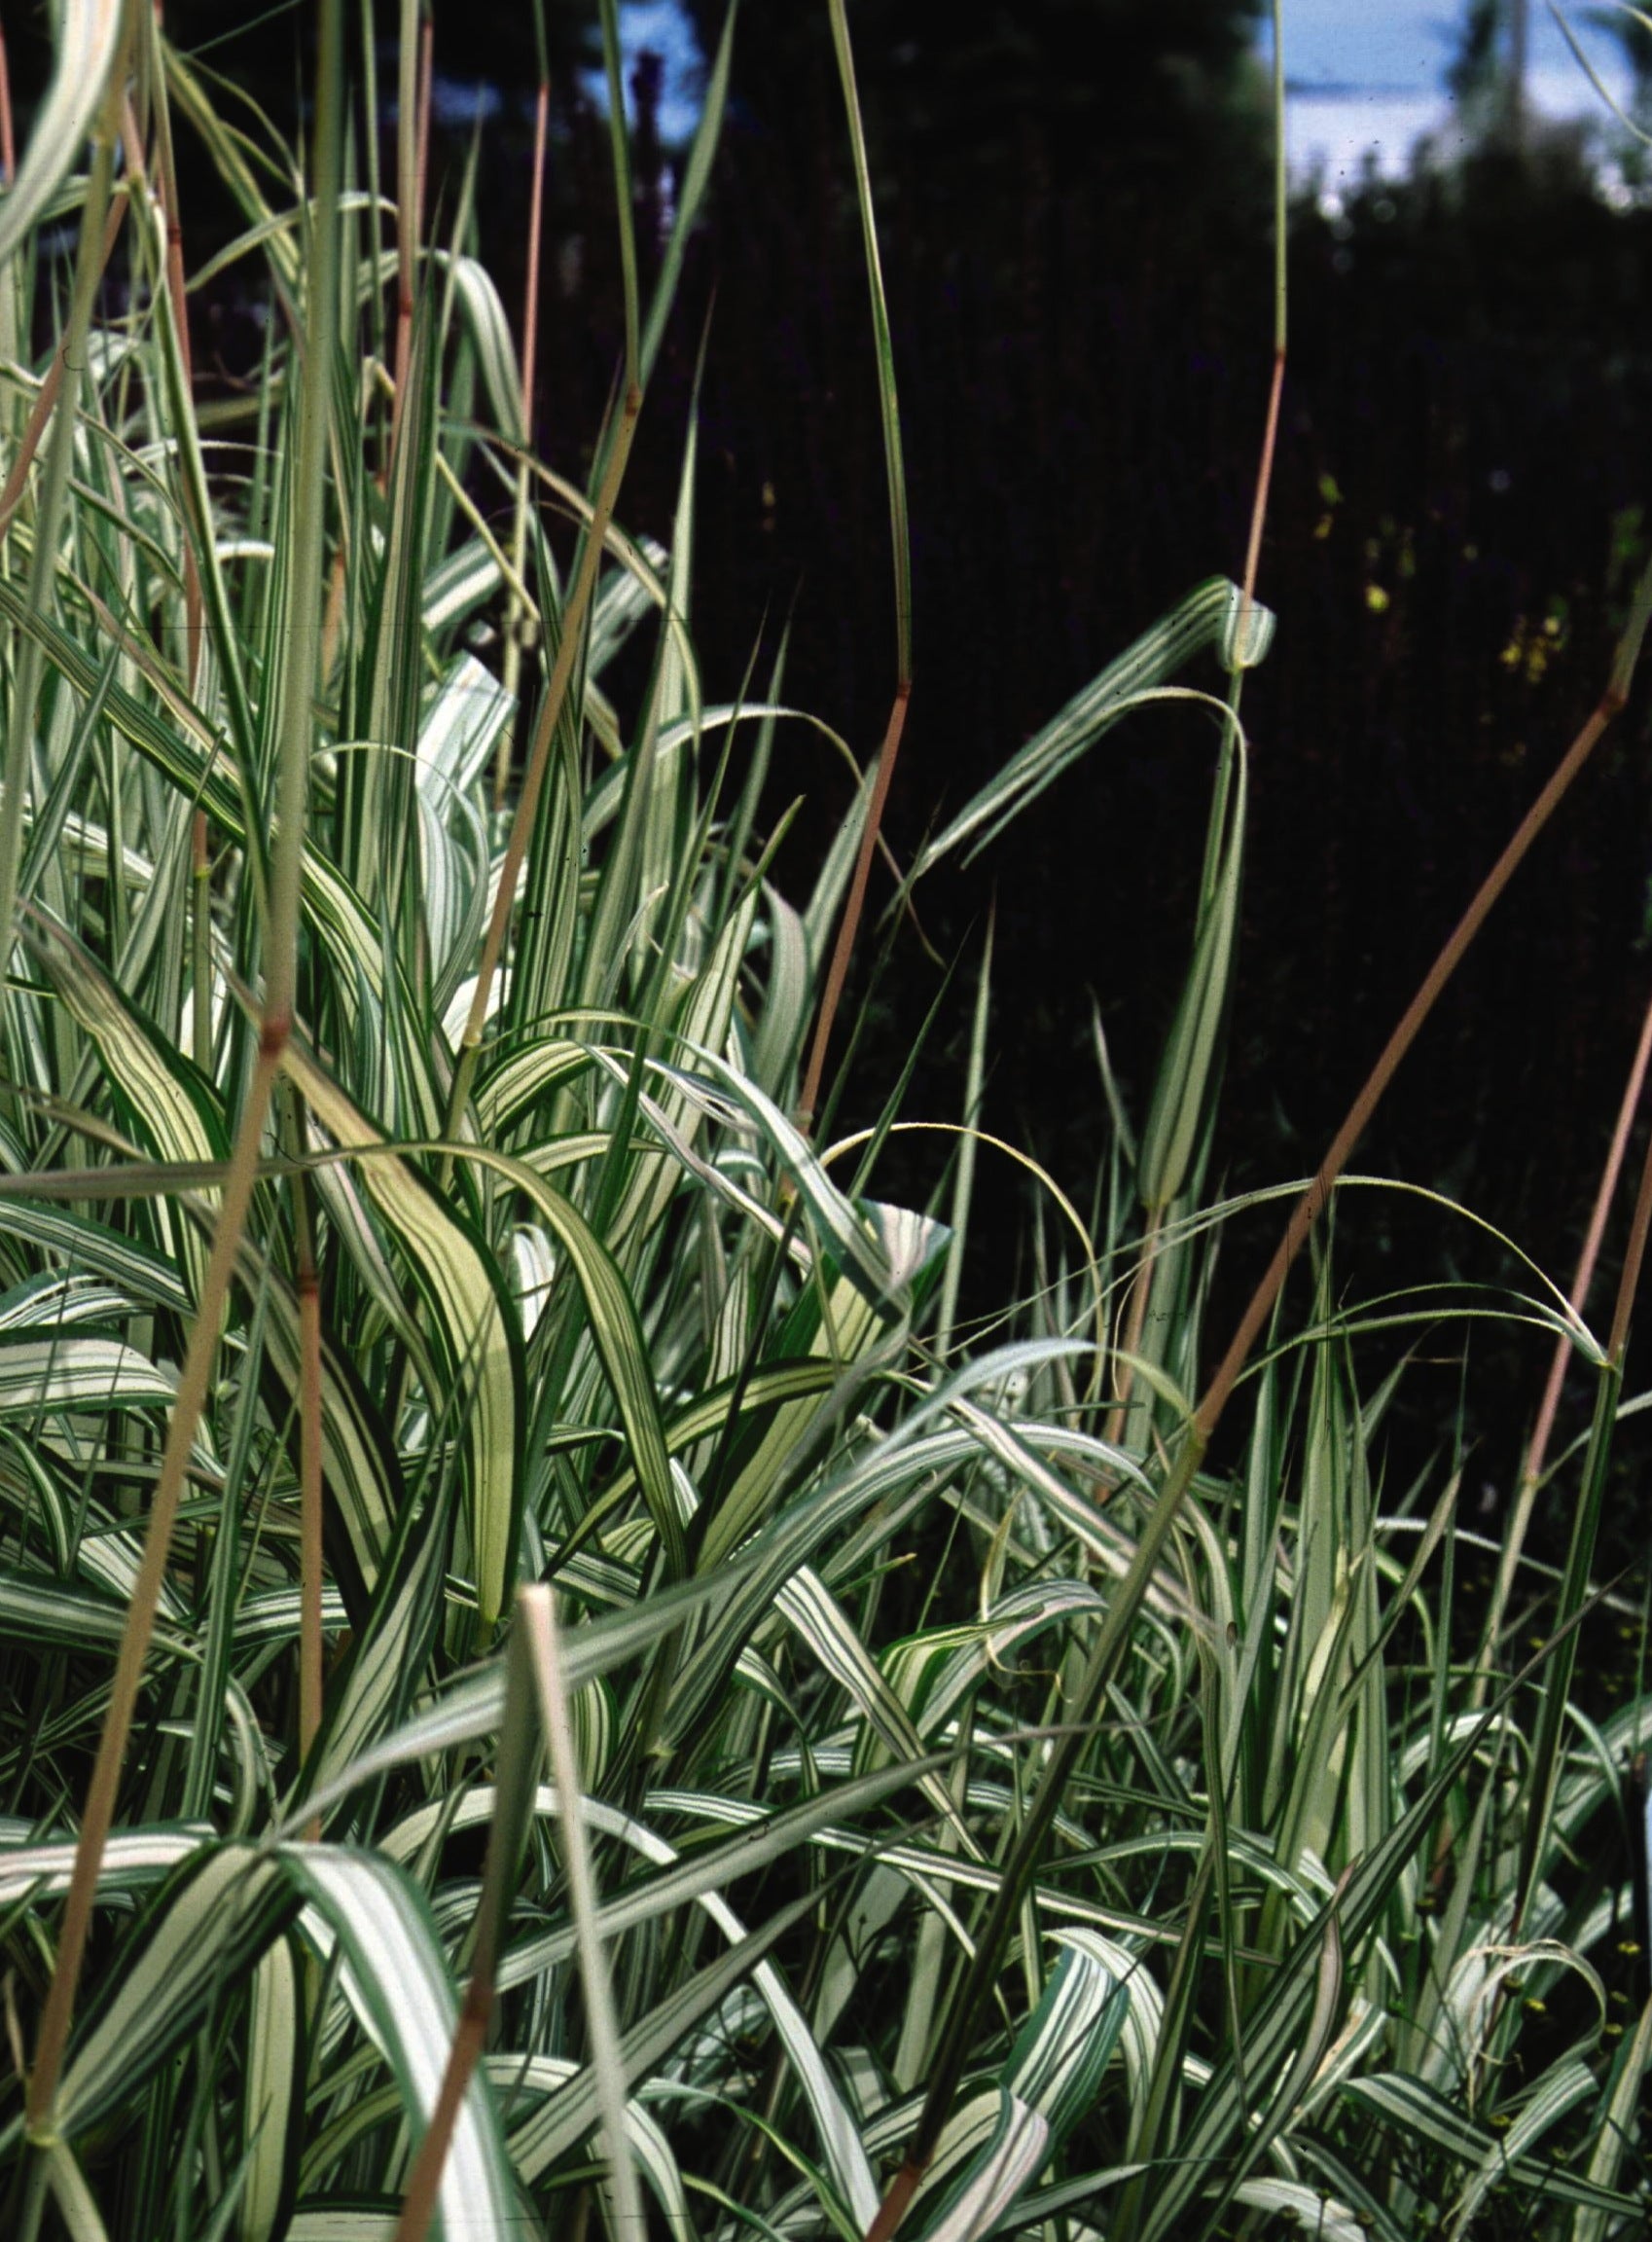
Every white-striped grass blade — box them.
[1445,2058,1597,2240]
[1136,728,1246,1211]
[776,1568,979,1858]
[286,1846,520,2241]
[243,1242,403,1601]
[0,1272,131,1331]
[0,1335,175,1413]
[1002,1932,1132,2141]
[43,1845,296,2144]
[280,1040,522,1629]
[1341,2072,1637,2219]
[906,2087,1049,2242]
[488,2059,693,2240]
[1575,1988,1652,2242]
[281,1559,766,1835]
[446,255,527,445]
[0,0,124,274]
[0,1203,191,1315]
[423,539,502,636]
[418,652,514,804]
[505,1884,823,2185]
[382,1772,904,2226]
[915,578,1275,878]
[0,1824,210,1908]
[1233,2179,1364,2240]
[0,1571,189,1654]
[240,1937,301,2242]
[429,1139,679,1576]
[28,908,225,1302]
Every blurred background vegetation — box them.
[12,0,1652,1498]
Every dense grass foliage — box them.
[0,7,1649,2241]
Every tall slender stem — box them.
[798,681,911,1129]
[495,76,552,814]
[1480,983,1652,1683]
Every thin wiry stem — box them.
[0,20,14,187]
[391,2,431,461]
[495,75,552,814]
[141,21,203,688]
[1479,982,1652,1684]
[799,681,911,1130]
[800,0,913,1133]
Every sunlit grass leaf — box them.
[285,1846,520,2241]
[0,1336,176,1414]
[909,2088,1050,2242]
[914,578,1275,876]
[0,0,124,275]
[44,1844,297,2145]
[0,1825,209,1908]
[280,1038,523,1631]
[507,1883,823,2183]
[240,1936,304,2242]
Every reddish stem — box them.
[799,678,912,1130]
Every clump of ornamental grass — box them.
[0,5,1649,2241]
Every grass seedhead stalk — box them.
[1480,981,1652,1685]
[0,21,14,188]
[494,75,551,812]
[1512,1020,1652,1929]
[1197,563,1651,1444]
[802,0,913,1135]
[799,680,911,1130]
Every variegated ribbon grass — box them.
[21,0,345,2140]
[864,561,1652,2242]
